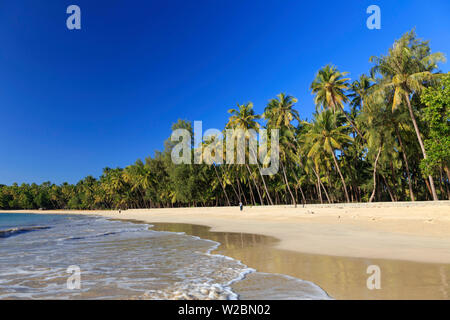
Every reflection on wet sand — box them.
[150,223,450,300]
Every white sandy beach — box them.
[5,201,450,264]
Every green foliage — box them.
[420,74,450,176]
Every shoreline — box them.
[146,222,450,299]
[3,201,450,264]
[3,202,450,299]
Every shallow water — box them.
[0,213,330,300]
[150,222,450,300]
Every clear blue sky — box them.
[0,0,448,185]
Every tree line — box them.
[1,30,448,210]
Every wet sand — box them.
[150,223,450,300]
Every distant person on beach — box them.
[119,209,121,214]
[239,202,243,211]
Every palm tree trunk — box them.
[389,161,399,201]
[213,165,231,206]
[442,167,450,200]
[395,126,415,201]
[382,174,396,202]
[332,95,366,142]
[312,167,331,203]
[444,165,450,199]
[248,182,256,205]
[423,177,432,200]
[223,168,239,203]
[236,178,247,205]
[438,168,445,198]
[319,179,331,204]
[291,170,307,205]
[229,182,240,203]
[331,150,350,202]
[299,185,306,205]
[281,162,296,207]
[444,165,450,183]
[404,93,438,200]
[249,147,274,205]
[369,146,382,202]
[316,179,322,204]
[246,164,264,205]
[325,171,335,203]
[258,171,274,205]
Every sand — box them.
[6,201,449,263]
[3,201,450,299]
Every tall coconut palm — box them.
[201,136,231,206]
[264,93,300,206]
[358,97,398,202]
[227,103,273,205]
[348,74,374,112]
[264,93,300,127]
[311,65,365,139]
[370,30,445,200]
[304,110,352,202]
[227,102,261,130]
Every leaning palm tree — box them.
[348,74,374,111]
[201,137,231,206]
[370,30,445,200]
[311,65,365,139]
[263,93,300,206]
[303,110,353,202]
[227,103,273,205]
[358,97,398,202]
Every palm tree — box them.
[227,102,261,130]
[358,97,398,202]
[394,119,416,201]
[227,103,273,205]
[311,65,365,139]
[123,160,148,208]
[263,94,300,206]
[349,74,374,112]
[201,137,231,206]
[264,93,300,127]
[304,110,352,202]
[370,30,445,200]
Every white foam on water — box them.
[0,214,331,300]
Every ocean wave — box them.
[0,215,331,300]
[232,272,333,300]
[62,227,150,241]
[138,282,239,300]
[63,231,118,241]
[0,226,51,239]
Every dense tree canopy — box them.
[1,30,448,210]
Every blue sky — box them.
[0,0,448,185]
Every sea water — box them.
[0,213,330,300]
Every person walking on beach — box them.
[239,201,243,211]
